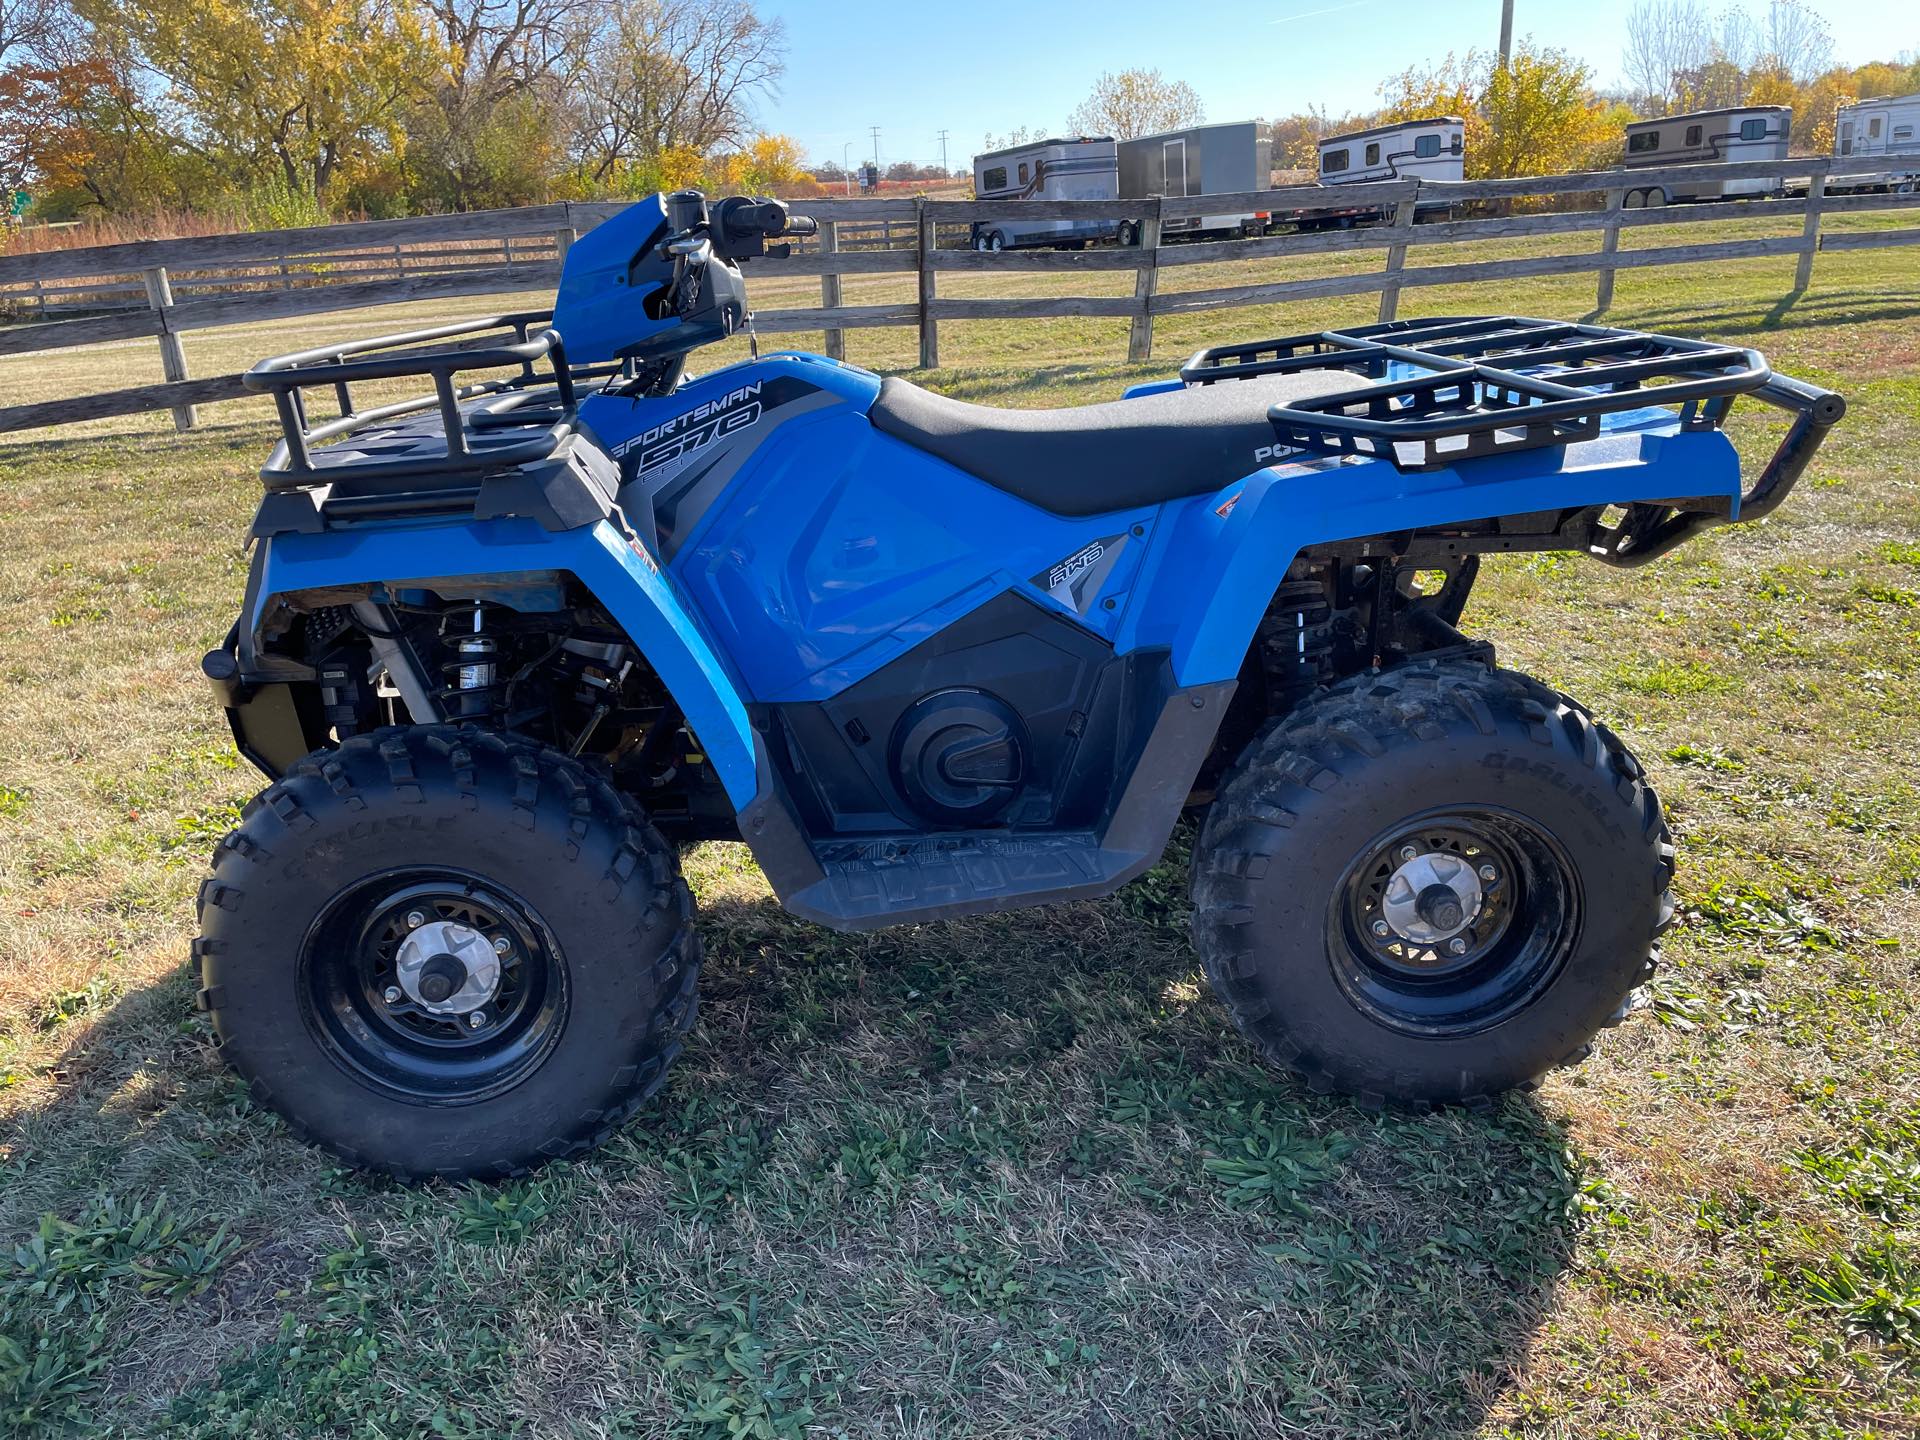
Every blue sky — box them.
[755,0,1916,168]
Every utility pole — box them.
[936,129,950,177]
[869,125,882,172]
[842,142,852,196]
[1498,0,1514,68]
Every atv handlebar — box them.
[699,194,816,261]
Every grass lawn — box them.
[0,230,1917,1437]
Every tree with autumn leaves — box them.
[1265,45,1629,180]
[5,0,812,222]
[100,0,443,200]
[1373,43,1629,180]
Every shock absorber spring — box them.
[1258,579,1335,713]
[447,605,499,721]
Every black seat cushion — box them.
[867,371,1354,515]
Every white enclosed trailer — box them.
[969,137,1119,251]
[1618,106,1790,206]
[1832,94,1920,193]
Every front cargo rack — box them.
[244,312,617,490]
[1182,315,1845,567]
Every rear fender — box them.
[238,515,758,807]
[1119,424,1742,686]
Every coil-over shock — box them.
[1255,578,1337,718]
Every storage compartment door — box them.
[1164,139,1189,197]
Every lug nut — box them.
[491,935,511,955]
[1399,845,1419,861]
[1448,937,1468,955]
[405,910,426,929]
[382,985,403,1004]
[466,1011,486,1030]
[1478,864,1497,882]
[1371,919,1391,938]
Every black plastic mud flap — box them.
[203,625,323,778]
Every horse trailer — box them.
[969,137,1119,251]
[1317,118,1465,185]
[1115,121,1273,244]
[1306,118,1465,227]
[1832,94,1920,193]
[1619,106,1790,207]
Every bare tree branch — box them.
[570,0,784,181]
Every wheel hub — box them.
[1379,851,1483,944]
[396,920,500,1015]
[1334,810,1580,1038]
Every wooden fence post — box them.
[916,199,938,369]
[141,266,196,432]
[1376,189,1422,322]
[820,220,845,361]
[552,225,576,263]
[1127,203,1162,364]
[1593,185,1628,315]
[1794,170,1827,293]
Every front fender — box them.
[247,516,758,808]
[1121,422,1743,687]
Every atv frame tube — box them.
[1587,371,1846,567]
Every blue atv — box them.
[195,190,1843,1179]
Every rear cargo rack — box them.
[1181,315,1780,472]
[1182,315,1844,567]
[244,312,614,489]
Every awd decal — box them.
[1032,534,1126,614]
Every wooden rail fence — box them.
[2,153,1917,436]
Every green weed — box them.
[1610,658,1735,695]
[1201,1106,1356,1215]
[1800,1234,1920,1353]
[640,1294,825,1439]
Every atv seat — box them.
[867,371,1355,516]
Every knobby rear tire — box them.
[1190,659,1674,1109]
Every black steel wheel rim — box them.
[300,870,569,1103]
[1329,808,1581,1037]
